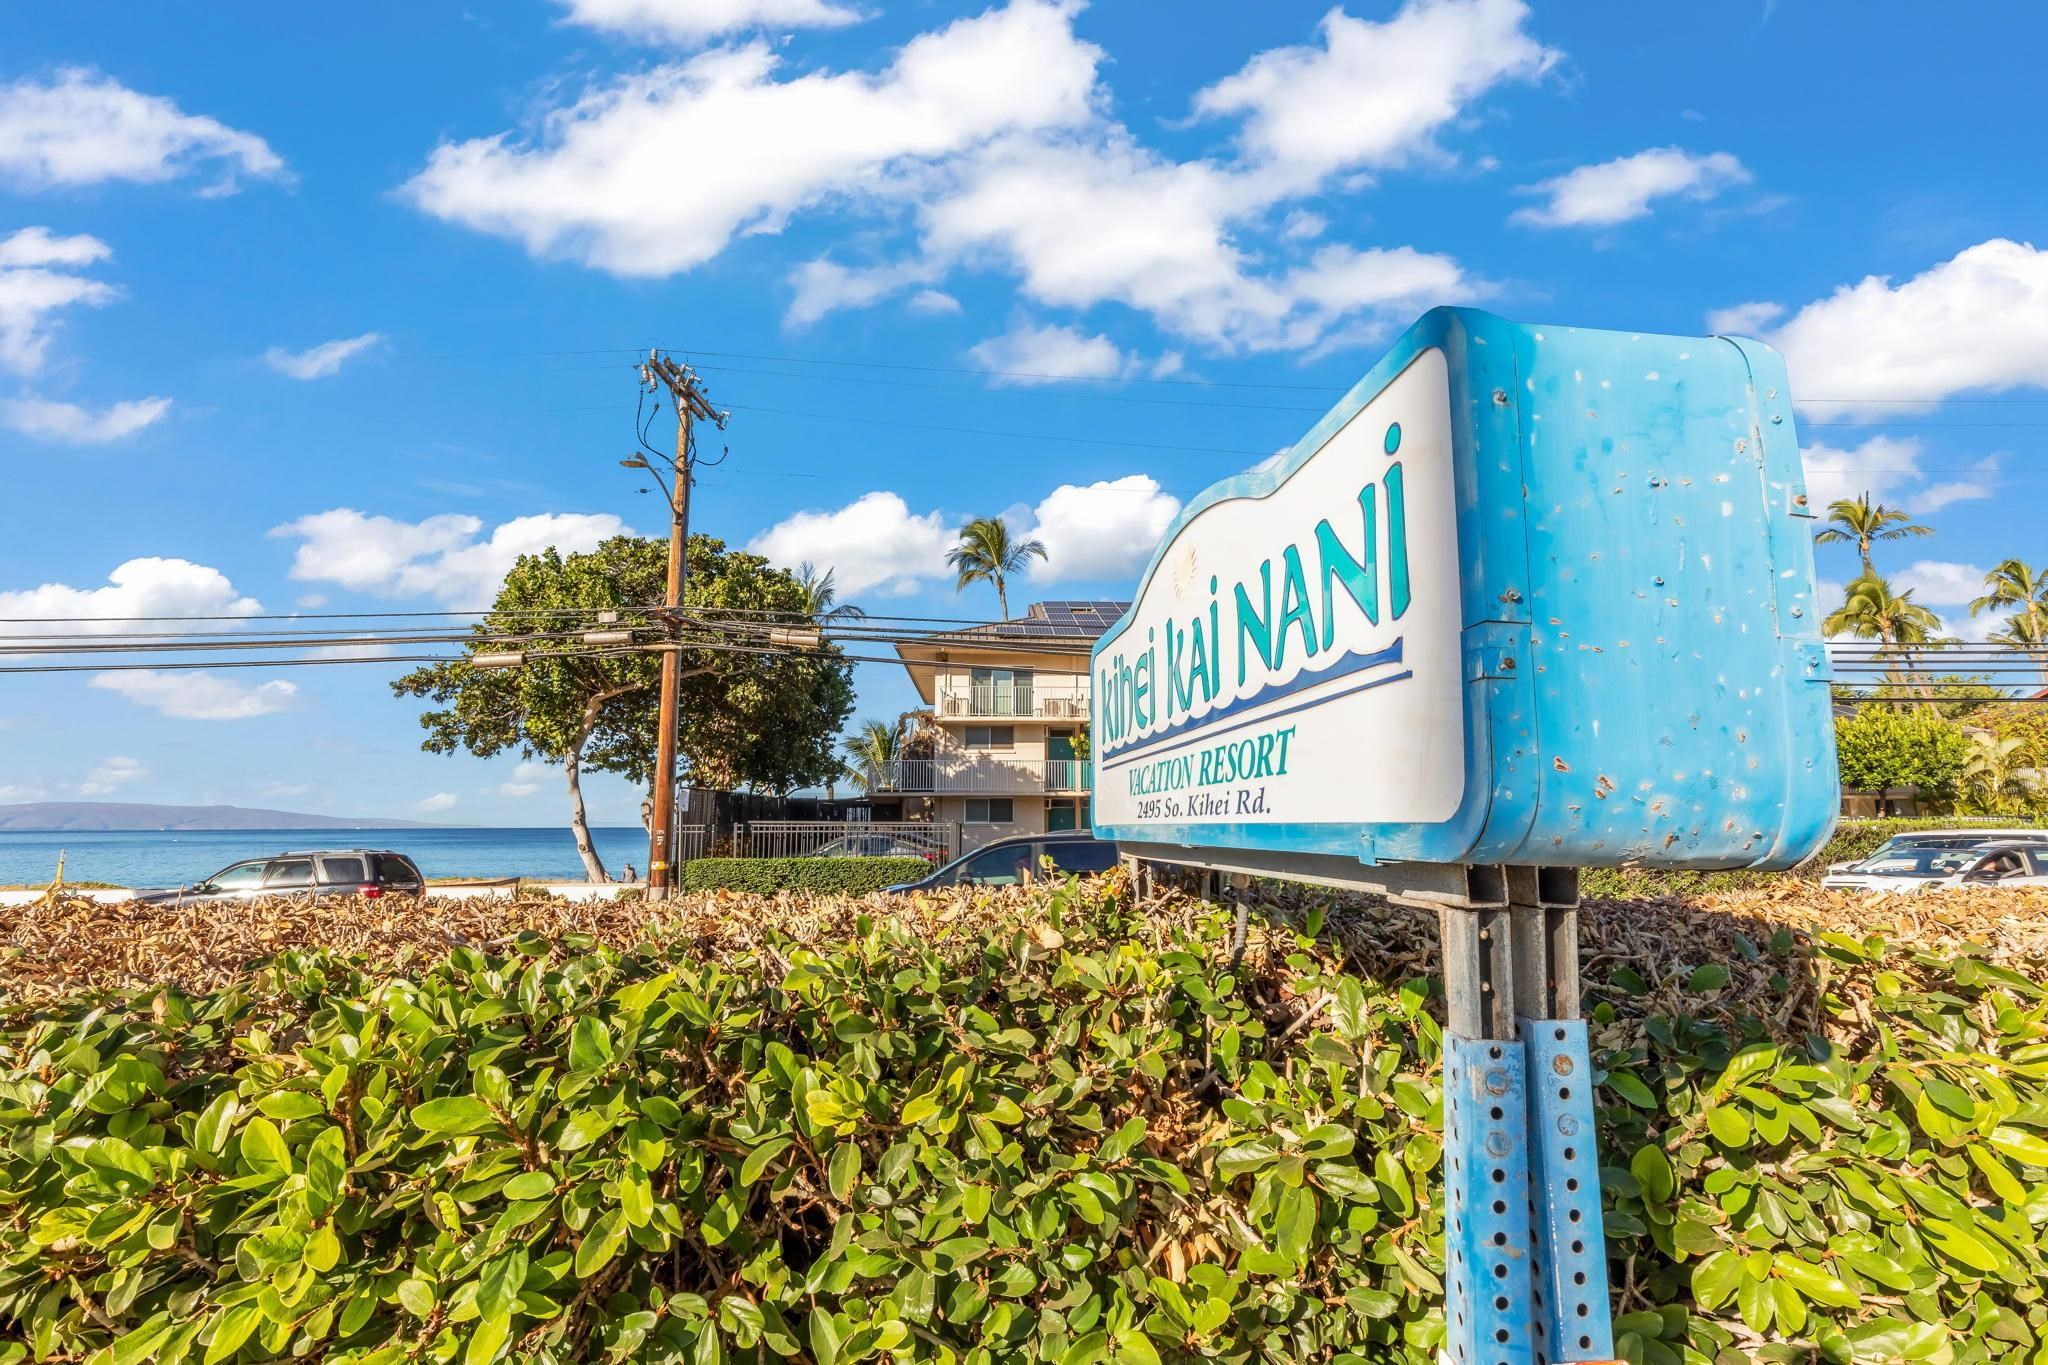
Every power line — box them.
[720,401,1277,456]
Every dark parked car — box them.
[885,831,1118,892]
[132,849,425,904]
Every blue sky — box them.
[2,0,2044,825]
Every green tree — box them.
[1834,706,1969,814]
[1813,493,1932,576]
[945,516,1046,618]
[1825,573,1946,704]
[795,562,864,623]
[1969,558,2048,630]
[1958,732,2043,815]
[391,535,854,880]
[841,718,900,792]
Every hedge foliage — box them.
[678,857,933,895]
[1581,816,2045,899]
[3,880,2047,1364]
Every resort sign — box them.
[1094,347,1464,831]
[1092,307,1841,872]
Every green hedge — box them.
[678,856,932,894]
[1582,816,2046,899]
[3,885,2045,1363]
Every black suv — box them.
[885,831,1118,892]
[134,849,426,904]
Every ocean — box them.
[0,827,656,888]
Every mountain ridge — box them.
[0,802,448,832]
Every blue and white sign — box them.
[1095,348,1464,831]
[1092,308,1840,872]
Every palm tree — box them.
[841,718,899,792]
[946,516,1046,619]
[1970,559,2048,629]
[1813,493,1933,576]
[1825,573,1945,705]
[1991,610,2048,688]
[1960,733,2041,815]
[794,562,864,623]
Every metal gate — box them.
[737,821,958,861]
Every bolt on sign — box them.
[1092,307,1838,871]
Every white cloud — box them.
[967,323,1125,384]
[1279,209,1326,242]
[403,2,1101,276]
[499,761,549,797]
[0,395,171,443]
[0,226,110,268]
[0,261,118,374]
[921,135,1482,351]
[1705,300,1785,336]
[1893,560,1988,608]
[90,671,298,721]
[1022,475,1182,583]
[0,68,286,193]
[559,0,863,43]
[0,557,260,634]
[77,755,146,797]
[272,509,629,606]
[906,288,962,315]
[787,257,940,327]
[263,331,384,380]
[417,792,459,812]
[747,491,953,595]
[1754,239,2048,420]
[1799,434,1994,517]
[1510,147,1749,228]
[1192,0,1557,188]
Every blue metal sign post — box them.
[1438,869,1615,1365]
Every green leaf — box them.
[739,1137,791,1187]
[1607,1071,1658,1109]
[193,1091,240,1156]
[1988,1125,2048,1168]
[569,1016,615,1073]
[1690,1250,1743,1310]
[237,1117,289,1176]
[503,1171,556,1201]
[808,1312,842,1365]
[465,1312,512,1365]
[828,1142,861,1201]
[1705,1105,1752,1148]
[575,1209,628,1279]
[1631,1144,1675,1204]
[412,1095,498,1135]
[304,1126,347,1216]
[203,1305,262,1365]
[478,1249,529,1322]
[1688,963,1731,992]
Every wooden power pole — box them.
[640,353,724,899]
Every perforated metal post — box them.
[1440,867,1616,1365]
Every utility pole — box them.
[638,352,724,899]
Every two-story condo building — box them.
[868,600,1128,850]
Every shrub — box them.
[678,856,931,894]
[1,883,2045,1363]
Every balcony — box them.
[863,756,1092,795]
[935,683,1090,720]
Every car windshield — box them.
[1852,847,1982,877]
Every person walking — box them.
[621,863,638,883]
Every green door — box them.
[1046,800,1078,832]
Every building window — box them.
[963,725,1015,749]
[965,798,1014,824]
[970,666,1032,715]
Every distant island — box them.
[0,802,448,832]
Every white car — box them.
[1822,840,2048,894]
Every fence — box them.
[737,820,959,861]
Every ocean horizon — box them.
[0,826,657,887]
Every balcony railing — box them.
[935,684,1090,720]
[862,757,1093,795]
